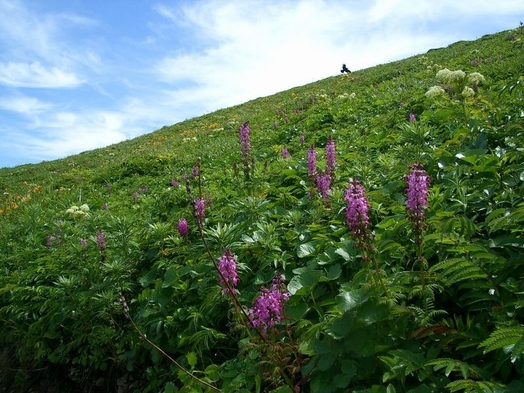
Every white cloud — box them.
[0,61,85,88]
[0,95,52,114]
[4,110,130,161]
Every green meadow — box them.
[1,26,524,392]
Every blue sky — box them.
[0,0,522,168]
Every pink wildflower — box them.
[177,218,188,236]
[344,179,371,241]
[217,248,239,295]
[249,272,290,333]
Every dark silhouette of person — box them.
[340,64,351,74]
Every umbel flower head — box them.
[249,272,290,333]
[66,204,90,220]
[344,179,371,242]
[217,248,239,295]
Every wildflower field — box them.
[1,27,524,392]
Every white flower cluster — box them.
[66,204,90,219]
[424,85,446,98]
[468,72,486,85]
[336,92,357,100]
[436,68,466,84]
[461,87,475,98]
[426,68,486,99]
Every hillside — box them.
[1,27,524,392]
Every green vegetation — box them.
[1,26,524,392]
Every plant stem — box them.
[123,303,221,392]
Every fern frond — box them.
[446,379,504,392]
[425,358,470,378]
[479,326,524,360]
[430,258,487,286]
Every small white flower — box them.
[79,204,90,212]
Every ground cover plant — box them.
[1,25,524,392]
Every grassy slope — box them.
[1,27,524,392]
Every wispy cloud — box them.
[0,61,85,88]
[0,95,53,114]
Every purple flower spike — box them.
[217,248,239,295]
[177,218,188,236]
[96,230,106,251]
[344,179,370,241]
[249,272,290,333]
[282,146,291,158]
[239,122,251,159]
[316,172,331,199]
[195,197,205,220]
[307,145,317,178]
[405,163,430,222]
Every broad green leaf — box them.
[297,241,317,258]
[337,289,369,311]
[186,352,197,369]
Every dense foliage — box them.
[1,26,524,392]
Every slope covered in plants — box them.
[1,27,524,392]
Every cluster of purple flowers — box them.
[217,248,239,296]
[249,272,290,333]
[405,163,430,231]
[344,179,371,243]
[307,145,317,178]
[194,197,206,220]
[307,137,336,199]
[316,172,332,199]
[191,165,200,179]
[96,230,106,251]
[178,218,189,236]
[239,122,252,177]
[282,146,291,159]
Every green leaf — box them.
[285,302,308,321]
[337,289,369,311]
[186,352,197,369]
[164,382,176,393]
[162,266,177,288]
[204,364,220,382]
[335,247,350,261]
[327,264,342,280]
[297,241,317,258]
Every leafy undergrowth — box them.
[1,26,524,392]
